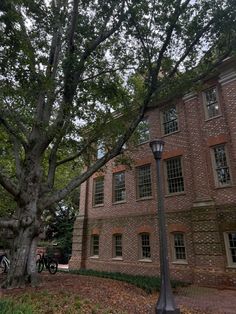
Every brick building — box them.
[70,58,236,287]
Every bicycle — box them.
[0,254,10,274]
[36,253,58,274]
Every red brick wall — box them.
[70,61,236,287]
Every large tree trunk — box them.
[2,207,40,289]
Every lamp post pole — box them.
[150,140,180,314]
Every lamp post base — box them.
[156,307,180,314]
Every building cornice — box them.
[219,69,236,86]
[182,92,198,102]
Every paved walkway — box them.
[175,285,236,314]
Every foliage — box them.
[68,269,188,294]
[43,200,76,263]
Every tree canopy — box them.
[0,0,235,288]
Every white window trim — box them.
[210,144,232,188]
[171,232,188,264]
[164,156,185,195]
[202,86,221,120]
[161,104,179,136]
[224,232,236,268]
[90,234,99,257]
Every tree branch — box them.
[0,170,19,198]
[0,115,28,150]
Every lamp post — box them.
[150,139,180,314]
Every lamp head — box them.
[149,139,165,159]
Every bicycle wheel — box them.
[36,259,44,273]
[0,261,6,274]
[48,259,58,274]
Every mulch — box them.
[0,272,236,313]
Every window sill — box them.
[172,261,188,265]
[138,259,152,263]
[214,184,233,190]
[165,192,186,198]
[226,265,236,269]
[205,114,222,122]
[112,200,127,205]
[161,129,180,138]
[112,257,123,261]
[89,256,99,259]
[136,196,153,202]
[92,204,104,208]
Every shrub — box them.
[68,269,188,294]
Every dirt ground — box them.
[1,272,236,313]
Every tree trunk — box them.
[2,219,39,289]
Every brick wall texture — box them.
[69,59,236,287]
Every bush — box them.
[68,269,189,294]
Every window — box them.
[91,235,99,256]
[172,233,186,262]
[137,164,152,198]
[93,177,104,206]
[224,232,236,267]
[113,234,122,258]
[113,172,126,203]
[203,87,220,119]
[140,233,151,259]
[162,105,178,135]
[166,157,184,193]
[136,119,150,144]
[212,145,231,186]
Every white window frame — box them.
[136,164,152,199]
[113,234,123,259]
[91,234,99,257]
[161,104,179,135]
[211,144,231,187]
[171,232,187,264]
[93,177,104,206]
[113,171,126,203]
[136,118,150,144]
[165,156,185,194]
[224,232,236,267]
[203,86,221,120]
[139,233,151,260]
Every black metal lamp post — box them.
[150,139,180,314]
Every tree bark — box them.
[2,207,40,289]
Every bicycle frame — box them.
[0,255,10,272]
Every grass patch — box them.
[68,269,188,294]
[0,298,36,314]
[0,291,126,314]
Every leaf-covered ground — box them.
[0,273,236,313]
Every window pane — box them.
[141,234,151,258]
[113,172,126,202]
[94,177,104,205]
[92,235,99,256]
[174,233,186,260]
[228,233,236,263]
[162,105,178,135]
[204,87,219,118]
[213,145,231,186]
[136,119,150,144]
[166,157,184,193]
[137,165,152,198]
[114,234,122,257]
